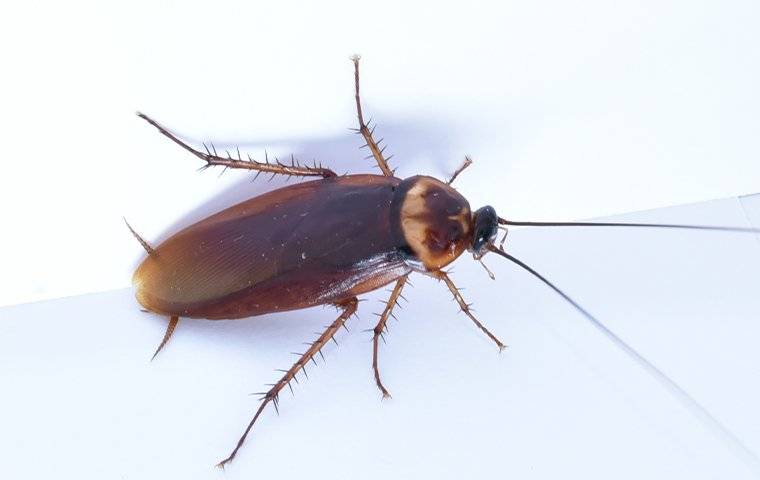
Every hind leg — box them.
[217,298,359,468]
[138,113,336,180]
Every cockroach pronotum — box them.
[128,55,760,468]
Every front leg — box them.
[447,156,473,185]
[431,270,506,351]
[138,113,337,179]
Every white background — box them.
[1,0,760,306]
[2,1,760,479]
[2,197,760,479]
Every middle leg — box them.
[371,275,408,398]
[351,55,394,177]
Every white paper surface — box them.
[3,0,760,306]
[2,194,759,479]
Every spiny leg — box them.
[432,271,506,351]
[137,113,337,179]
[351,55,394,176]
[151,316,179,361]
[217,298,359,468]
[447,156,473,185]
[372,276,408,399]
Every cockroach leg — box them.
[350,55,394,177]
[372,276,408,399]
[447,156,473,185]
[432,271,506,351]
[137,113,337,179]
[216,298,359,468]
[123,218,155,256]
[150,315,179,361]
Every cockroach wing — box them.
[133,175,412,319]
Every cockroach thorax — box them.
[397,175,473,270]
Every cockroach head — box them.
[469,205,499,257]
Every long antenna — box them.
[487,245,760,473]
[499,218,760,234]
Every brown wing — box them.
[133,174,412,319]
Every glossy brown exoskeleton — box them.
[130,56,760,468]
[134,174,474,320]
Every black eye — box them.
[471,206,498,253]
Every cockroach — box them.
[128,55,760,468]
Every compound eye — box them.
[471,206,498,253]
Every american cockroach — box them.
[129,55,760,468]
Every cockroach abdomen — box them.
[133,175,416,319]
